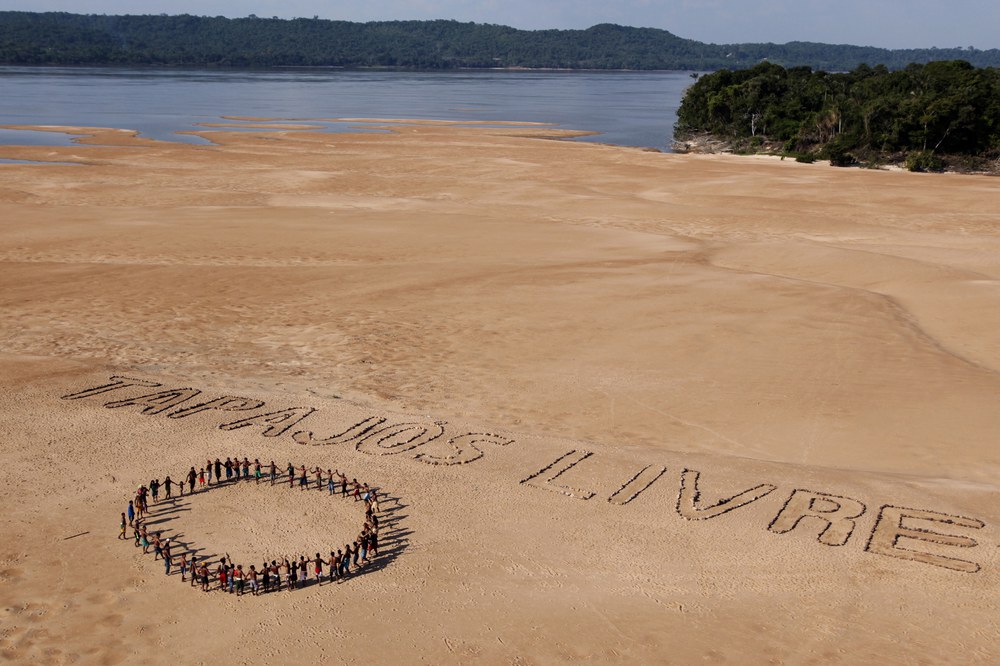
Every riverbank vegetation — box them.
[2,12,1000,70]
[674,61,1000,172]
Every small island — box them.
[674,60,1000,173]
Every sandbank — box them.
[1,121,999,664]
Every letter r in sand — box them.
[768,489,866,546]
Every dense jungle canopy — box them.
[2,12,1000,70]
[675,60,1000,171]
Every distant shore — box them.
[673,131,1000,175]
[4,11,1000,70]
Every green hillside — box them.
[2,12,999,70]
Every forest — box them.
[674,61,1000,171]
[2,12,1000,71]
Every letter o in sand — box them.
[125,464,400,594]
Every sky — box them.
[2,0,998,50]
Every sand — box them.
[1,121,999,664]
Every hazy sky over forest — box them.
[2,0,997,50]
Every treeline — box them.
[674,61,1000,171]
[2,12,1000,70]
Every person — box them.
[261,562,270,594]
[224,457,233,481]
[190,555,198,587]
[369,530,379,558]
[287,462,295,489]
[340,474,348,498]
[138,524,149,553]
[315,467,323,491]
[281,558,291,591]
[326,550,339,583]
[352,479,361,502]
[234,565,245,596]
[200,563,210,592]
[179,552,189,582]
[163,539,172,575]
[198,468,206,489]
[152,533,163,561]
[313,552,324,584]
[362,483,371,504]
[333,549,343,580]
[327,470,336,495]
[289,558,298,590]
[359,533,369,565]
[217,560,228,592]
[298,556,307,587]
[341,544,352,577]
[299,465,308,490]
[206,459,213,485]
[242,457,250,480]
[248,565,258,596]
[150,479,159,503]
[214,458,222,483]
[133,523,141,548]
[371,488,380,513]
[126,501,135,527]
[254,459,262,484]
[352,539,361,569]
[119,513,127,540]
[187,467,197,494]
[134,492,145,521]
[163,476,173,499]
[269,461,277,485]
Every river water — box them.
[0,67,695,151]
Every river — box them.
[0,67,695,151]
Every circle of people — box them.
[120,457,382,596]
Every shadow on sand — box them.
[127,474,409,595]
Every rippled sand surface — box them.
[1,121,999,664]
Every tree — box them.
[675,60,1000,170]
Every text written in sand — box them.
[64,375,988,574]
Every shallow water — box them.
[0,157,82,165]
[0,67,695,150]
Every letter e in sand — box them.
[865,505,985,574]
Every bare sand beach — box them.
[1,121,999,664]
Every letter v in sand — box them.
[676,468,777,520]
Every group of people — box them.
[127,458,382,507]
[119,458,385,595]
